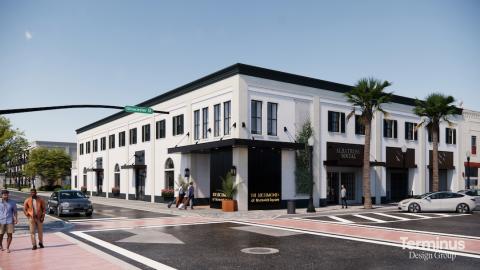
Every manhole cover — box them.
[241,247,279,254]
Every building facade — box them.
[460,109,480,189]
[75,64,464,210]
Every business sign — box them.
[124,106,154,114]
[326,142,364,167]
[248,148,282,210]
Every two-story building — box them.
[74,63,462,210]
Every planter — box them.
[221,199,238,212]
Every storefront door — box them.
[327,172,339,204]
[390,171,408,202]
[96,171,103,195]
[135,168,146,200]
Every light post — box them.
[466,151,471,189]
[401,145,410,197]
[307,136,316,213]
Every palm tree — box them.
[345,78,393,209]
[413,93,460,192]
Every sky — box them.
[0,0,479,142]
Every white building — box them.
[459,109,480,189]
[74,64,463,210]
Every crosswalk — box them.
[304,212,470,224]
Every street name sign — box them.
[124,106,154,114]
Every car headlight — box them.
[61,202,70,207]
[400,200,410,205]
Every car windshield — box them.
[59,192,86,200]
[413,192,433,199]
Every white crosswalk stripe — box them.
[328,215,355,224]
[401,213,432,219]
[372,212,410,221]
[432,213,451,217]
[353,214,387,223]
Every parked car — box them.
[398,191,476,213]
[47,190,93,217]
[457,189,480,210]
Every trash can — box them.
[287,200,296,214]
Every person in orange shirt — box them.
[23,188,46,250]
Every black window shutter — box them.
[341,113,345,133]
[355,116,359,134]
[393,120,398,138]
[453,129,456,144]
[414,127,418,141]
[328,111,333,132]
[404,123,408,140]
[446,128,449,144]
[383,120,387,137]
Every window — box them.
[193,110,200,140]
[83,168,87,188]
[119,131,126,147]
[472,136,477,155]
[214,104,221,137]
[328,111,345,133]
[100,137,106,151]
[156,120,166,139]
[86,141,91,154]
[129,128,137,145]
[224,101,231,135]
[446,128,456,145]
[383,119,398,138]
[405,122,418,141]
[74,176,77,188]
[92,139,98,152]
[142,124,151,142]
[251,100,262,134]
[114,164,120,188]
[355,115,365,135]
[202,107,209,139]
[267,102,278,136]
[428,127,440,143]
[79,143,84,155]
[109,134,115,149]
[164,158,174,189]
[172,115,184,136]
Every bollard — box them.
[287,200,296,214]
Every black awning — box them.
[121,164,147,170]
[85,168,103,172]
[168,138,304,154]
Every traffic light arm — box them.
[0,105,169,115]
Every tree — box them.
[345,78,393,209]
[295,120,315,212]
[413,93,461,192]
[0,116,29,188]
[24,147,72,188]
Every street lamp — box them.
[307,136,316,213]
[466,151,471,189]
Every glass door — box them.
[327,172,339,204]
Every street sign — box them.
[124,106,154,114]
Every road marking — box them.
[328,215,354,224]
[372,212,410,221]
[353,214,387,223]
[72,231,176,270]
[72,220,224,233]
[432,213,451,217]
[68,217,128,223]
[232,220,480,259]
[401,213,432,219]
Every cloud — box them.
[25,31,32,40]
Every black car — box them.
[47,190,94,217]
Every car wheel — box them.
[456,203,470,214]
[47,204,53,215]
[408,203,421,213]
[57,206,63,217]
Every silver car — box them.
[47,190,94,217]
[457,189,480,210]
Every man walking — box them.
[341,185,348,209]
[185,182,195,210]
[23,188,46,250]
[0,190,18,253]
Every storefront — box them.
[385,147,416,202]
[428,151,454,192]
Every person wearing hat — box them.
[0,190,18,253]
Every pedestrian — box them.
[0,190,18,253]
[23,188,46,250]
[341,185,348,209]
[185,182,194,210]
[168,185,185,209]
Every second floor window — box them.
[156,120,166,139]
[79,143,84,155]
[214,104,221,137]
[86,141,91,154]
[446,128,456,144]
[100,137,106,151]
[405,122,418,141]
[172,114,184,136]
[267,102,278,136]
[383,119,397,138]
[355,115,365,135]
[109,134,115,149]
[224,101,231,135]
[251,100,262,135]
[472,136,477,155]
[119,131,126,147]
[129,128,137,145]
[142,124,151,142]
[328,111,345,133]
[194,110,200,140]
[202,107,209,139]
[92,139,98,152]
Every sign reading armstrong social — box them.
[326,142,364,167]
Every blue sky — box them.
[1,0,479,142]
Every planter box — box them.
[222,200,238,212]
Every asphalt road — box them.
[8,191,174,221]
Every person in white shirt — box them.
[341,185,348,209]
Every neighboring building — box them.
[31,141,77,187]
[460,109,480,189]
[75,63,463,210]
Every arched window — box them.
[83,167,87,188]
[164,158,174,189]
[114,164,120,188]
